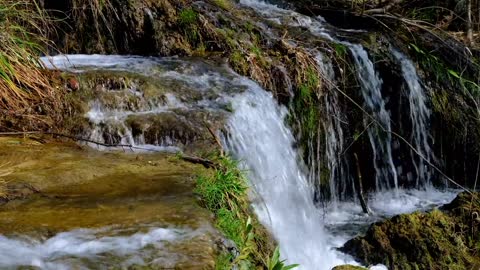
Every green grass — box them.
[178,7,201,45]
[195,156,277,269]
[179,8,198,26]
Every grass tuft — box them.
[0,0,65,130]
[195,155,276,269]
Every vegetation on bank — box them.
[195,155,298,270]
[0,0,65,131]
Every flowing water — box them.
[224,83,350,268]
[15,4,457,269]
[392,49,434,187]
[348,44,398,191]
[223,75,458,270]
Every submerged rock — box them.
[0,136,220,269]
[340,192,480,270]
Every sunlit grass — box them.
[0,0,64,128]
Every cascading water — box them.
[223,74,457,270]
[392,49,434,187]
[315,53,351,202]
[224,81,351,269]
[348,44,398,191]
[33,3,460,269]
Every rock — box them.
[0,136,220,269]
[67,77,80,91]
[340,192,480,270]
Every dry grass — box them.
[71,0,118,51]
[0,0,65,130]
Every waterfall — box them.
[224,80,348,269]
[392,49,434,187]
[348,44,398,191]
[315,53,351,202]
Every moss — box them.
[179,8,198,26]
[341,192,480,270]
[215,253,234,270]
[212,0,233,11]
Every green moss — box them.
[179,8,198,26]
[334,43,348,58]
[215,253,234,270]
[341,192,480,270]
[213,0,233,10]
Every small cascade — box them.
[315,53,350,202]
[41,55,239,152]
[347,44,398,191]
[224,81,348,269]
[392,49,434,187]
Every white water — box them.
[392,49,434,187]
[348,44,398,191]
[224,82,352,269]
[240,0,400,193]
[231,1,458,269]
[41,55,238,152]
[0,226,204,269]
[224,79,459,270]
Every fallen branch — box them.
[354,153,372,214]
[0,131,219,169]
[180,155,217,169]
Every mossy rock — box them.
[340,192,480,270]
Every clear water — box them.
[392,49,434,187]
[348,44,398,191]
[0,226,207,269]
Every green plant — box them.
[215,253,234,270]
[195,156,276,269]
[267,247,299,270]
[179,8,198,26]
[178,8,201,45]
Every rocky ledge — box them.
[340,192,480,270]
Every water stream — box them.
[348,44,398,191]
[392,49,434,187]
[224,75,458,270]
[20,4,459,269]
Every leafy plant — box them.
[267,247,299,270]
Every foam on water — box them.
[0,226,202,269]
[224,80,355,269]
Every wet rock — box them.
[340,192,480,270]
[64,67,227,154]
